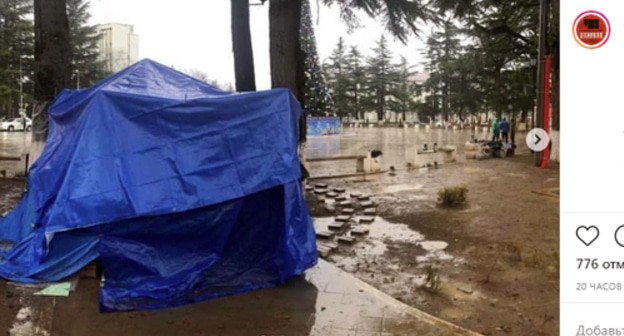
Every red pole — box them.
[540,55,552,169]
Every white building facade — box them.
[96,23,139,73]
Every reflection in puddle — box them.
[419,240,448,250]
[375,184,424,194]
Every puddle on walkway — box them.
[5,284,55,336]
[416,241,454,263]
[313,216,455,263]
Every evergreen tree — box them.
[388,56,417,122]
[422,21,461,122]
[447,50,483,122]
[300,0,333,117]
[365,35,396,121]
[324,37,349,119]
[66,0,107,88]
[344,46,366,120]
[0,0,34,118]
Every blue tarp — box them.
[0,59,318,311]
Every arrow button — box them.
[526,128,550,152]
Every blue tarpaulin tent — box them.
[0,59,318,311]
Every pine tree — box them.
[422,21,461,122]
[388,56,417,122]
[344,46,366,120]
[300,0,333,117]
[0,0,34,118]
[66,0,107,88]
[365,35,396,121]
[324,37,349,119]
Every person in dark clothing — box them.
[500,117,510,143]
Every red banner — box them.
[541,55,552,169]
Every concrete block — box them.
[356,153,381,173]
[326,192,338,198]
[364,208,377,215]
[351,228,370,236]
[339,201,354,208]
[328,222,347,230]
[315,183,328,189]
[337,236,356,244]
[332,187,346,193]
[360,201,374,208]
[341,208,355,215]
[316,231,334,239]
[335,195,348,202]
[318,241,338,250]
[335,215,350,222]
[359,216,376,223]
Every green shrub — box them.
[438,186,468,207]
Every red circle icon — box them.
[573,10,611,49]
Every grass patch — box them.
[438,186,468,207]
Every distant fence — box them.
[307,117,340,136]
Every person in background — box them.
[491,118,500,141]
[510,116,517,144]
[500,117,510,143]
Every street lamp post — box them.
[74,69,80,89]
[18,56,26,117]
[530,58,537,130]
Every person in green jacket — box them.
[491,118,500,141]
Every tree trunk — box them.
[521,109,528,123]
[377,86,383,122]
[231,0,256,92]
[269,0,305,142]
[32,0,70,145]
[442,80,449,122]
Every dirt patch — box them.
[309,155,559,336]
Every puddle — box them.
[10,306,50,336]
[313,216,454,263]
[368,217,424,241]
[418,241,448,251]
[374,184,424,194]
[313,216,424,244]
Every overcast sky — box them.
[89,0,429,90]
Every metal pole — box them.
[19,58,24,110]
[534,0,549,166]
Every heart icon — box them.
[576,226,599,246]
[615,225,624,247]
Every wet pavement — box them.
[0,133,31,174]
[0,132,31,157]
[1,260,481,336]
[304,127,529,177]
[0,127,552,335]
